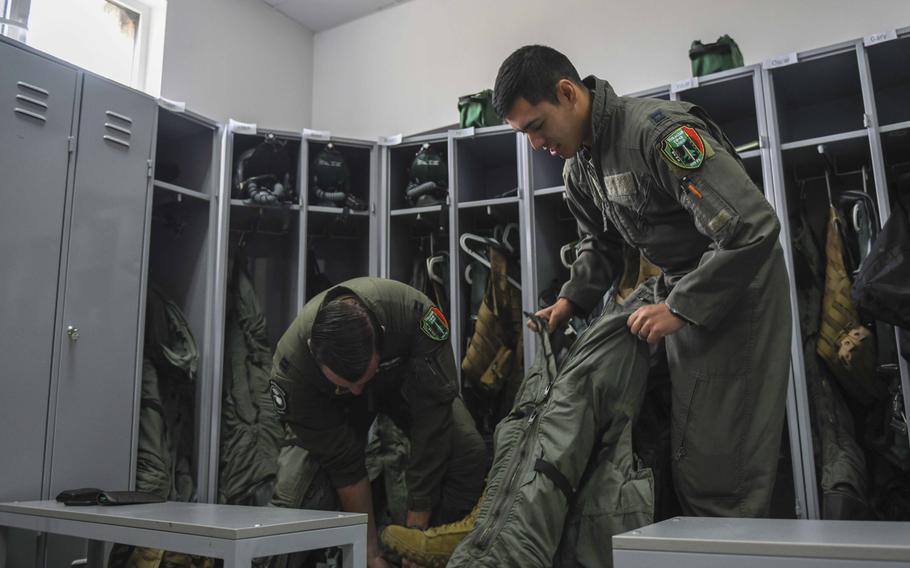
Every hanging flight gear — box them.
[689,35,744,77]
[406,143,449,207]
[311,143,367,210]
[817,202,883,406]
[447,294,654,568]
[792,212,872,520]
[852,182,910,330]
[461,246,523,395]
[219,257,284,506]
[233,133,296,205]
[458,89,501,128]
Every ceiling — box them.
[262,0,412,32]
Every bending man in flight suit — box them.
[268,277,487,568]
[501,45,791,517]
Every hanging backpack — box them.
[458,89,501,129]
[689,35,744,77]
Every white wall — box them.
[312,0,910,140]
[161,0,314,130]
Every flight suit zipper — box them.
[476,405,542,550]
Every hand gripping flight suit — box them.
[268,278,486,520]
[560,76,792,517]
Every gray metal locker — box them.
[47,73,155,497]
[0,36,79,568]
[0,35,78,504]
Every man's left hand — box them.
[627,303,686,344]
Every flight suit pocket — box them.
[679,174,743,246]
[603,171,649,238]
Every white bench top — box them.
[0,500,366,540]
[613,517,910,562]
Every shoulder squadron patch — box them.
[420,306,450,341]
[660,126,705,170]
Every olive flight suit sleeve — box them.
[646,116,780,328]
[270,360,368,489]
[558,161,626,314]
[402,312,460,512]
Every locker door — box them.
[49,74,155,495]
[0,40,78,502]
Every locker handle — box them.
[14,107,47,122]
[105,110,133,124]
[15,94,48,109]
[103,135,130,149]
[17,81,49,96]
[104,122,131,136]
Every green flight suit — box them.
[269,278,486,518]
[448,284,655,568]
[559,76,791,517]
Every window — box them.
[3,0,166,94]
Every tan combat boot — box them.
[380,500,481,568]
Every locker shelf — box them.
[879,120,910,134]
[154,180,211,202]
[780,129,868,151]
[390,204,445,216]
[458,196,519,209]
[739,149,762,160]
[307,205,369,216]
[231,199,301,210]
[535,186,565,197]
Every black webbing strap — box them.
[534,458,573,501]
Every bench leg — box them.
[0,526,7,568]
[222,545,253,568]
[86,539,105,568]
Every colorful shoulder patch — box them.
[420,306,450,341]
[660,126,705,170]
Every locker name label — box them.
[762,52,798,70]
[452,126,475,138]
[158,98,186,113]
[303,128,332,141]
[378,134,403,146]
[864,30,897,47]
[229,119,257,135]
[670,77,699,94]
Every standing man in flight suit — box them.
[268,277,487,568]
[496,45,791,517]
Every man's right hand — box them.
[528,297,576,333]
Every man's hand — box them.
[528,297,576,333]
[627,303,686,344]
[406,509,431,530]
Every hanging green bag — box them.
[689,35,744,77]
[458,89,501,128]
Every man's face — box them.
[319,351,381,396]
[505,80,587,159]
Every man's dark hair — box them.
[493,45,583,119]
[310,296,376,381]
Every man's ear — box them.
[556,79,577,105]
